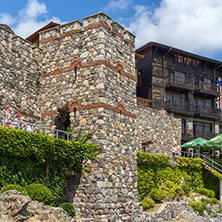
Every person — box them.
[24,120,34,132]
[13,114,21,129]
[172,144,177,156]
[5,107,12,128]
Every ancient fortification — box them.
[0,12,181,221]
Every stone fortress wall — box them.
[0,25,41,120]
[38,12,141,221]
[137,99,181,155]
[0,12,181,221]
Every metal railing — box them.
[166,76,194,88]
[195,105,220,117]
[0,115,75,141]
[194,130,215,140]
[165,100,193,112]
[181,151,222,174]
[195,81,217,92]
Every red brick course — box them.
[42,60,136,81]
[43,102,136,118]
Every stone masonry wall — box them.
[137,100,181,156]
[0,25,41,120]
[39,12,141,221]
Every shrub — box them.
[189,201,206,216]
[182,175,192,196]
[142,199,155,211]
[165,180,184,200]
[0,184,28,196]
[196,187,215,198]
[25,183,54,205]
[59,202,76,217]
[150,188,166,203]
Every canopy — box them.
[182,137,208,149]
[201,134,222,150]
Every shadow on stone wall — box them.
[55,105,71,139]
[64,173,81,203]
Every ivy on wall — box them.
[137,152,219,200]
[0,127,100,205]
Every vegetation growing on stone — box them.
[195,187,215,198]
[0,184,28,196]
[25,183,54,205]
[59,202,76,217]
[137,152,218,201]
[0,127,100,206]
[142,199,155,211]
[149,189,166,203]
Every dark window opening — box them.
[193,121,212,139]
[137,70,142,86]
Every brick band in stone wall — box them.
[42,102,137,118]
[42,60,136,81]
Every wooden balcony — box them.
[194,131,216,140]
[182,130,193,142]
[194,105,221,120]
[165,100,194,116]
[165,76,195,92]
[194,81,219,97]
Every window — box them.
[166,91,186,109]
[194,97,213,109]
[175,71,185,84]
[177,55,184,63]
[165,68,170,84]
[193,121,212,138]
[181,119,186,135]
[204,78,212,85]
[137,70,142,86]
[175,54,202,67]
[187,58,192,65]
[193,75,198,85]
[194,97,213,114]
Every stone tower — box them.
[39,12,141,221]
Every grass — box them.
[143,203,162,213]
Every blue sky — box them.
[1,0,222,60]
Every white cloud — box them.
[105,0,133,11]
[127,0,222,57]
[19,0,47,20]
[0,13,15,25]
[0,0,63,38]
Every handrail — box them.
[181,151,222,174]
[0,115,75,141]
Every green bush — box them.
[196,187,215,198]
[142,199,155,211]
[164,180,184,200]
[181,174,192,196]
[137,152,205,201]
[189,201,206,216]
[0,127,99,206]
[25,183,54,205]
[0,184,28,196]
[59,202,76,217]
[150,188,166,203]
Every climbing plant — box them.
[0,127,100,206]
[137,152,219,201]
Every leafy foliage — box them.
[59,202,76,217]
[137,152,218,201]
[195,187,215,198]
[25,183,54,205]
[149,188,166,203]
[189,201,208,216]
[0,127,100,206]
[164,180,184,201]
[142,199,155,211]
[0,184,28,196]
